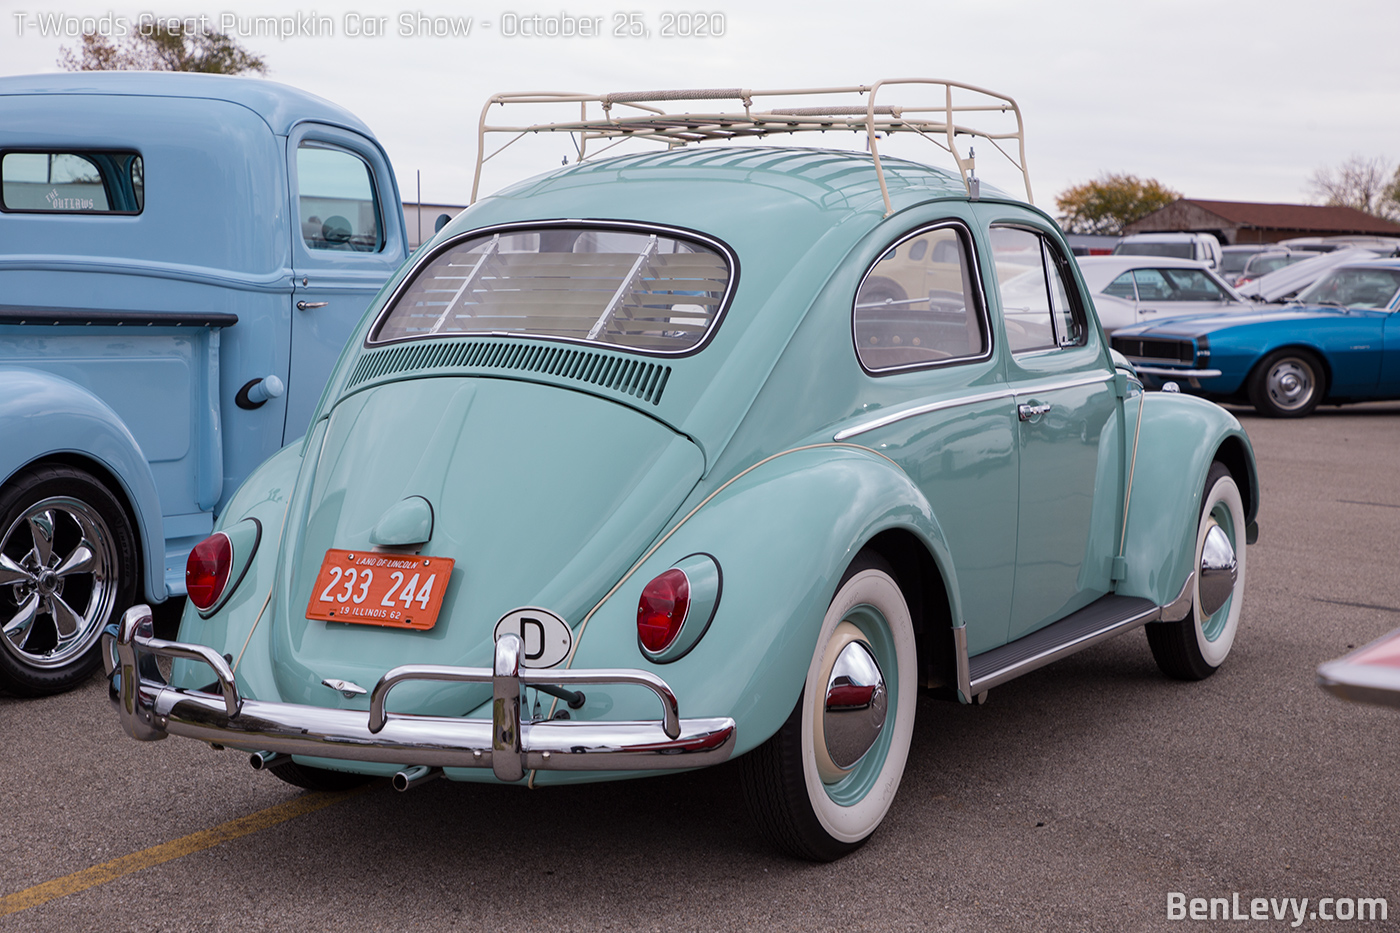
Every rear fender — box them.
[1116,392,1258,607]
[0,367,166,601]
[168,435,307,699]
[565,444,958,757]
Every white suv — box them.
[1114,232,1223,269]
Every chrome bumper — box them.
[105,606,736,782]
[1129,364,1223,378]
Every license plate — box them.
[306,549,454,630]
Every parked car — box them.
[1111,258,1400,417]
[1235,246,1382,302]
[1318,626,1400,710]
[1076,255,1252,333]
[0,73,408,696]
[1219,244,1277,283]
[1113,232,1223,269]
[1229,248,1309,287]
[1277,235,1400,254]
[107,81,1258,861]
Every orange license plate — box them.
[306,549,454,630]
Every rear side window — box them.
[1103,272,1137,299]
[297,142,381,252]
[1136,267,1227,301]
[991,227,1086,353]
[371,224,734,353]
[854,224,988,372]
[1,150,144,214]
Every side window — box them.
[297,142,381,252]
[1104,272,1137,300]
[853,224,987,372]
[990,226,1086,353]
[1155,267,1226,301]
[1,151,143,214]
[1132,268,1172,301]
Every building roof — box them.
[1127,198,1400,236]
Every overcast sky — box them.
[5,0,1399,214]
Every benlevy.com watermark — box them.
[1168,893,1388,925]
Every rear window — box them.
[1,150,144,214]
[371,225,734,353]
[1114,242,1193,260]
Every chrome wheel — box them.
[1192,471,1245,667]
[0,466,138,696]
[742,551,917,861]
[1265,358,1314,412]
[1249,350,1322,417]
[1,497,118,668]
[1147,462,1247,680]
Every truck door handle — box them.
[296,301,329,310]
[1017,402,1051,422]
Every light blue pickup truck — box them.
[0,73,408,695]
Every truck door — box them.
[287,124,405,442]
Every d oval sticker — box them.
[494,607,573,669]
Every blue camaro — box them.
[1112,258,1400,417]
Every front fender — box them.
[0,367,166,601]
[1116,391,1258,607]
[564,444,957,759]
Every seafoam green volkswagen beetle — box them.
[107,82,1259,861]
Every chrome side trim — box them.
[106,606,735,777]
[834,372,1113,441]
[834,389,1015,440]
[969,604,1162,695]
[1157,571,1196,623]
[1131,365,1223,378]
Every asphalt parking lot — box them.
[4,402,1399,932]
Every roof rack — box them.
[471,79,1032,215]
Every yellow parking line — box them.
[0,786,371,917]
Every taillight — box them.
[637,568,690,653]
[187,533,232,611]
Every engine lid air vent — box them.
[344,339,672,405]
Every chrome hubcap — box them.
[0,498,116,668]
[1266,360,1313,410]
[1198,522,1238,617]
[822,640,887,771]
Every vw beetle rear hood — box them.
[268,376,704,712]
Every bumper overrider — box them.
[104,606,736,783]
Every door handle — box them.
[1017,402,1051,422]
[296,301,329,310]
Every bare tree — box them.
[59,23,266,75]
[1307,154,1400,221]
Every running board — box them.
[955,594,1160,702]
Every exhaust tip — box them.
[393,765,442,792]
[249,750,290,771]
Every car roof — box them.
[1326,257,1400,273]
[1119,232,1212,241]
[463,146,1017,250]
[1074,255,1214,289]
[0,72,372,137]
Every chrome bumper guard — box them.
[104,606,736,782]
